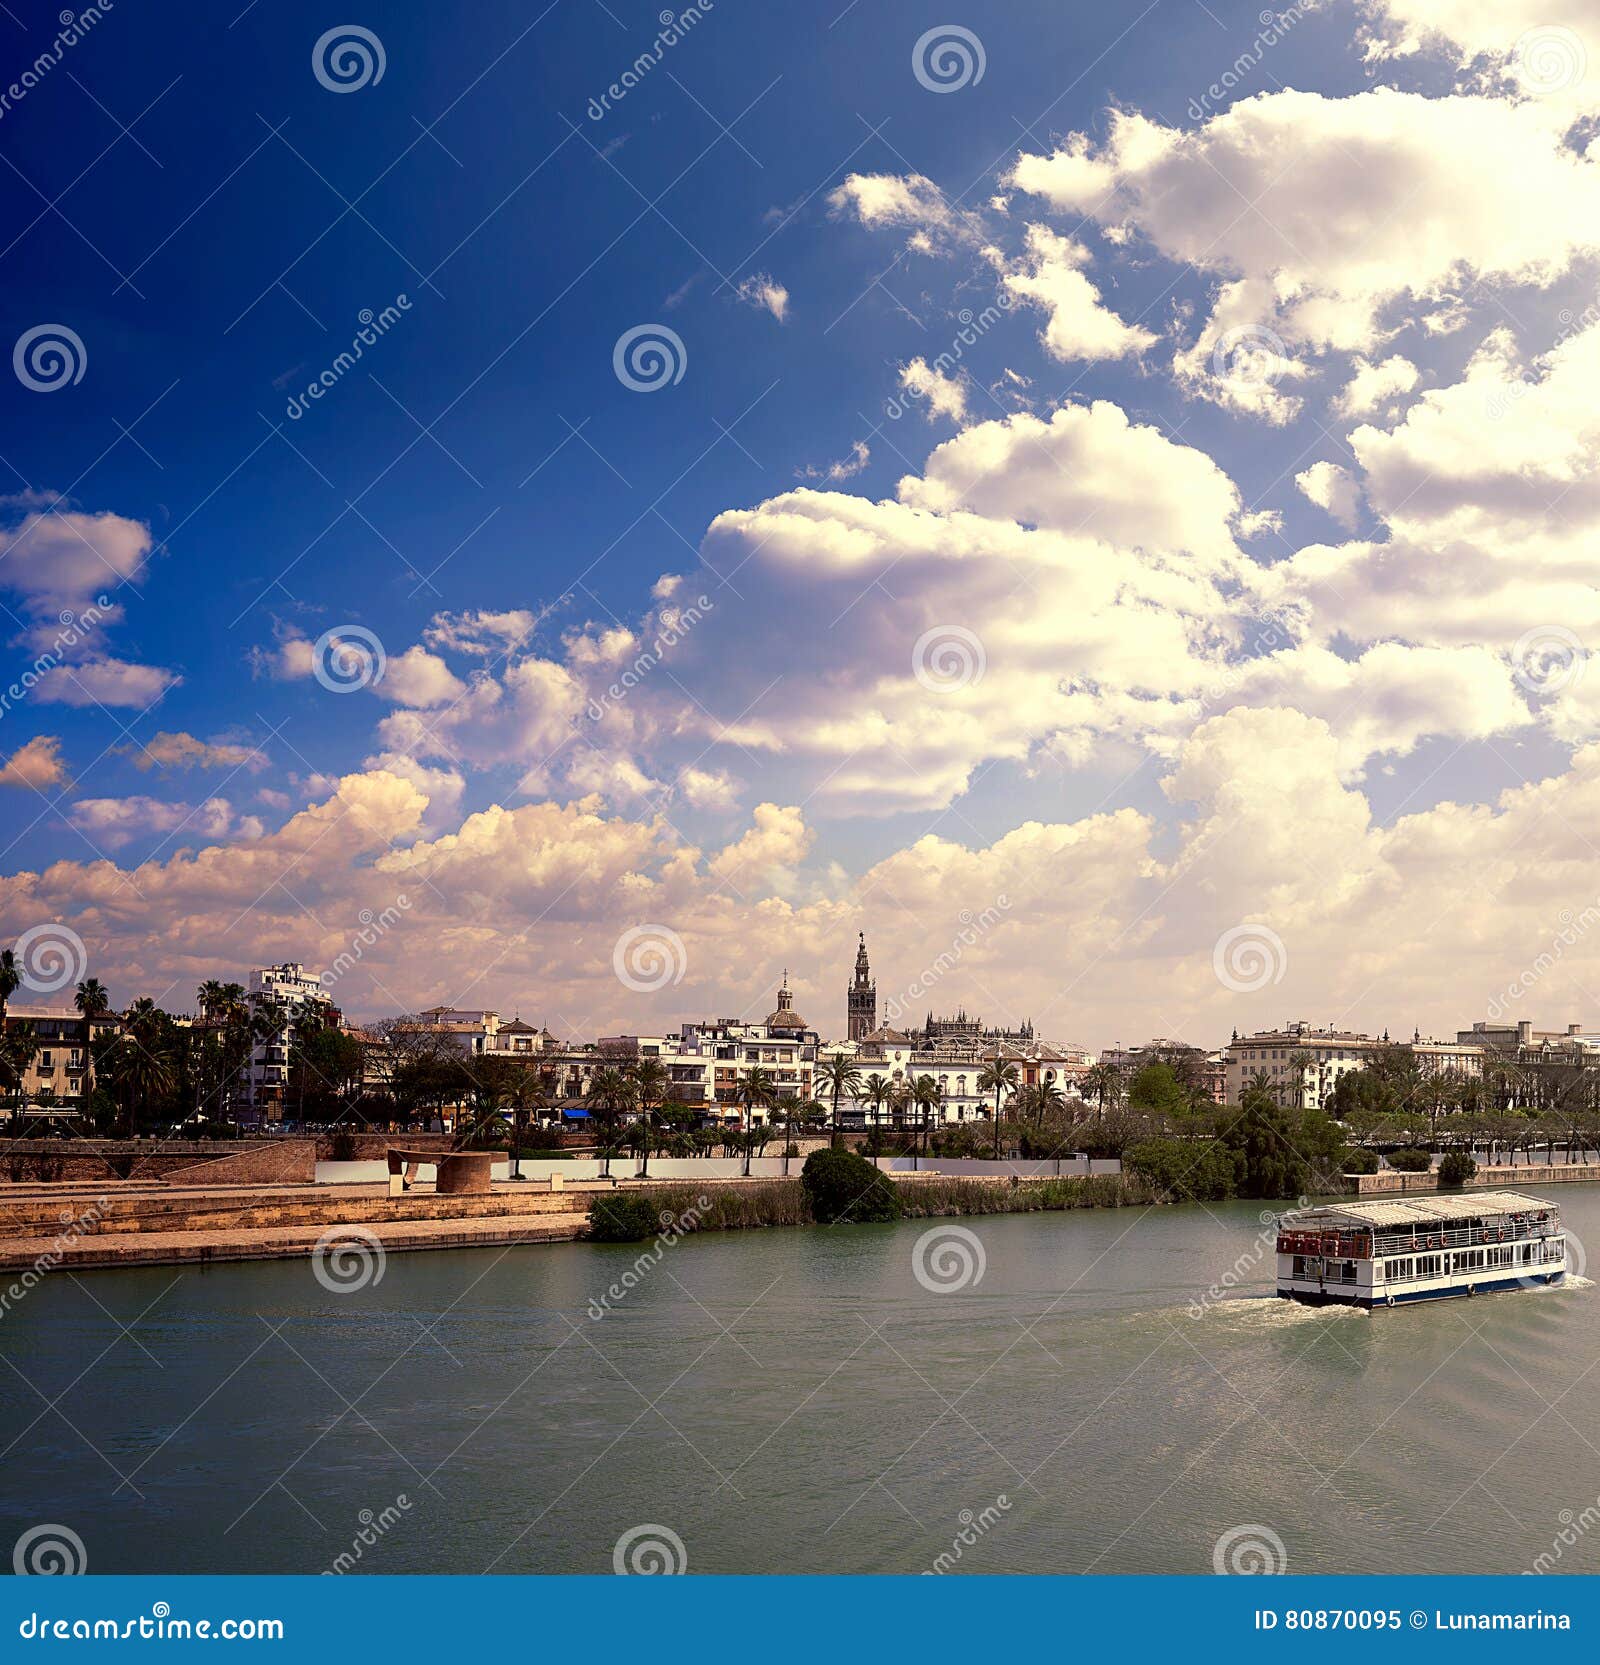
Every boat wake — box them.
[1190,1294,1364,1328]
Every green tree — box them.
[629,1057,669,1177]
[734,1067,775,1138]
[586,1066,634,1178]
[817,1051,862,1146]
[1224,1081,1311,1199]
[1125,1137,1241,1202]
[800,1147,902,1224]
[910,1074,943,1163]
[1128,1061,1188,1118]
[977,1058,1018,1157]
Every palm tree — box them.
[817,1051,862,1145]
[586,1066,633,1179]
[910,1075,942,1167]
[978,1058,1019,1158]
[862,1073,891,1129]
[630,1057,668,1177]
[0,947,19,1023]
[502,1064,548,1181]
[0,1022,37,1111]
[1286,1048,1315,1111]
[117,999,174,1137]
[1082,1061,1123,1122]
[73,977,110,1113]
[735,1067,775,1135]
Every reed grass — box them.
[613,1171,1158,1238]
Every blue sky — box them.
[4,0,1600,1041]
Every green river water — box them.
[3,1189,1597,1575]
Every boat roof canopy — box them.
[1282,1190,1556,1230]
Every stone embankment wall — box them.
[1353,1163,1599,1195]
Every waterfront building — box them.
[600,973,820,1123]
[244,963,334,1122]
[0,1002,121,1120]
[1456,1019,1599,1062]
[1225,1019,1484,1109]
[825,935,1088,1125]
[831,1024,1087,1127]
[1224,1022,1380,1109]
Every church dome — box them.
[765,971,807,1033]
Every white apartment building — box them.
[244,963,334,1121]
[601,976,820,1123]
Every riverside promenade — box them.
[0,1175,597,1272]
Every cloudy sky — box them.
[3,0,1600,1048]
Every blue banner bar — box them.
[0,1577,1592,1660]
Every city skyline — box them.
[5,2,1600,1047]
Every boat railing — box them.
[1370,1223,1559,1256]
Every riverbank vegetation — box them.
[587,1159,1159,1241]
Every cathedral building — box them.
[830,934,1089,1125]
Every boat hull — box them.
[1279,1271,1566,1309]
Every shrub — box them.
[1437,1151,1478,1189]
[1125,1137,1241,1202]
[801,1147,901,1224]
[899,1174,1158,1215]
[1385,1147,1433,1172]
[588,1194,665,1242]
[328,1130,358,1162]
[1343,1147,1380,1175]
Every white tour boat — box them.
[1275,1190,1566,1308]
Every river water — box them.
[3,1189,1597,1576]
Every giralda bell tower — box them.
[847,932,877,1040]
